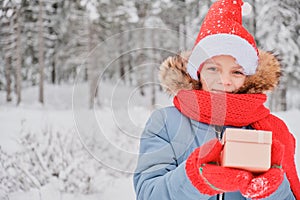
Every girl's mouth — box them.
[211,89,231,93]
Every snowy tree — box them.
[0,0,299,109]
[0,9,13,102]
[0,127,101,195]
[21,0,40,86]
[256,0,300,111]
[43,0,63,84]
[55,0,89,84]
[0,0,22,104]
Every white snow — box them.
[0,82,171,199]
[0,83,299,199]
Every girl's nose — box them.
[218,73,232,86]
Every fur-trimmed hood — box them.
[159,50,281,95]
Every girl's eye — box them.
[233,70,245,75]
[205,65,218,72]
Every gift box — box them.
[221,128,272,173]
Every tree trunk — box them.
[84,66,88,82]
[137,52,145,96]
[51,59,56,84]
[89,77,98,109]
[119,26,125,82]
[128,56,133,86]
[139,85,145,96]
[180,0,187,50]
[15,10,22,105]
[270,87,287,112]
[151,73,156,108]
[38,0,45,104]
[151,29,156,108]
[277,74,288,111]
[127,30,133,86]
[270,76,287,112]
[88,23,98,109]
[119,56,125,82]
[280,87,287,111]
[5,56,12,102]
[252,0,257,39]
[137,30,145,96]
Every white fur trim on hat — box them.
[187,33,258,80]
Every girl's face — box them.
[199,55,246,93]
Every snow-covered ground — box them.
[0,82,171,200]
[0,82,299,199]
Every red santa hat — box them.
[187,0,259,80]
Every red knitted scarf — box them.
[173,90,300,198]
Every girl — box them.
[134,0,300,199]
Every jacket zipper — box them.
[217,193,225,200]
[214,125,223,141]
[214,125,225,200]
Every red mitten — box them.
[186,139,253,196]
[241,140,285,199]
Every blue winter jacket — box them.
[133,107,296,200]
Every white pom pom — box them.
[242,2,252,16]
